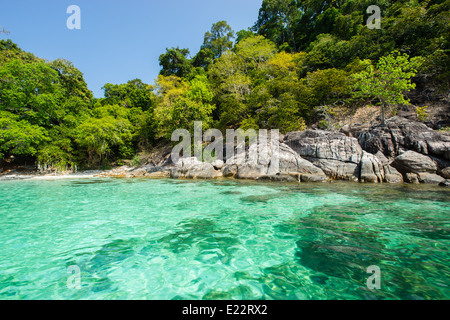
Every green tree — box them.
[75,112,133,165]
[201,21,235,59]
[306,68,351,105]
[235,35,278,72]
[192,47,215,70]
[0,111,48,160]
[100,79,158,150]
[235,29,256,44]
[102,79,155,111]
[0,39,40,65]
[352,51,424,126]
[253,0,301,51]
[158,47,193,78]
[208,36,311,131]
[208,35,278,128]
[154,74,215,139]
[304,34,354,72]
[36,128,75,171]
[254,51,311,131]
[49,59,92,102]
[0,59,64,126]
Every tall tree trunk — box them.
[381,104,386,126]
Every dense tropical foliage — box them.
[1,0,448,169]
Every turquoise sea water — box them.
[0,178,449,300]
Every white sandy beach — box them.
[0,171,107,181]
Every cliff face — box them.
[169,116,450,186]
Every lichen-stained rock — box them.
[98,165,171,179]
[371,151,403,183]
[167,117,448,185]
[98,165,133,177]
[284,130,363,181]
[353,116,450,184]
[357,151,404,183]
[170,157,221,179]
[391,150,437,174]
[277,143,327,180]
[390,151,445,185]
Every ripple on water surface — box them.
[0,179,448,299]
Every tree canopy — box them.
[1,0,448,169]
[352,51,424,125]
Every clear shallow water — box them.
[0,178,449,300]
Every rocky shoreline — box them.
[1,116,449,187]
[168,116,450,187]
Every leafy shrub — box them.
[131,154,142,167]
[416,106,429,122]
[318,120,329,130]
[439,126,450,134]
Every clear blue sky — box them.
[0,0,263,97]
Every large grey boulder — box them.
[170,157,221,179]
[223,140,327,182]
[359,151,384,183]
[405,173,420,184]
[222,164,237,177]
[167,117,448,185]
[373,151,404,183]
[383,166,404,184]
[356,116,450,160]
[389,150,449,185]
[417,173,445,185]
[212,159,225,170]
[391,151,437,174]
[127,168,149,178]
[284,129,405,183]
[354,116,450,184]
[284,130,363,181]
[310,159,360,182]
[438,167,450,179]
[284,130,363,163]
